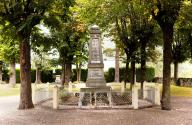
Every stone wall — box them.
[153,77,192,87]
[177,78,192,87]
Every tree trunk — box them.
[65,63,72,84]
[115,46,120,83]
[76,63,79,82]
[18,33,34,109]
[35,64,41,84]
[79,64,81,82]
[130,59,135,90]
[140,41,147,98]
[161,24,173,110]
[9,60,16,87]
[174,61,178,84]
[60,62,65,89]
[76,63,81,82]
[124,57,129,89]
[0,61,3,84]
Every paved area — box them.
[0,96,19,116]
[0,96,192,125]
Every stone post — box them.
[94,92,97,108]
[143,84,147,99]
[55,75,61,84]
[121,82,125,93]
[32,84,37,104]
[68,81,72,92]
[154,84,160,105]
[107,92,112,107]
[132,86,138,109]
[53,85,59,109]
[46,82,51,98]
[78,92,84,108]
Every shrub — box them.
[106,67,155,83]
[136,67,155,82]
[41,70,54,83]
[72,69,88,82]
[2,66,155,83]
[104,68,115,83]
[2,69,9,83]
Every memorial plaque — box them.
[91,38,100,63]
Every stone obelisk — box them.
[81,25,110,92]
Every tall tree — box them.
[0,28,19,87]
[0,61,3,84]
[30,27,53,84]
[172,1,192,83]
[115,46,120,83]
[152,0,182,110]
[172,29,189,83]
[0,0,74,109]
[0,44,19,86]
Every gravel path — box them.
[0,96,19,116]
[0,97,192,125]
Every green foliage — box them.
[15,69,36,83]
[105,68,115,82]
[136,67,155,82]
[2,69,9,83]
[103,48,115,57]
[171,2,192,64]
[41,70,54,83]
[105,67,155,83]
[72,69,88,82]
[0,26,19,63]
[152,0,182,25]
[5,69,53,83]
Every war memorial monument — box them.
[81,25,111,92]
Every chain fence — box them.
[32,84,53,105]
[58,91,132,109]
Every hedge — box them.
[1,67,155,83]
[72,69,88,82]
[106,67,155,83]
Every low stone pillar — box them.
[143,84,148,99]
[68,81,72,92]
[94,92,97,107]
[107,92,112,107]
[55,75,61,84]
[154,84,160,105]
[121,82,125,93]
[32,84,37,104]
[78,92,84,108]
[132,86,138,109]
[46,82,51,98]
[53,85,59,109]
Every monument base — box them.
[80,86,111,92]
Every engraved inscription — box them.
[91,38,100,63]
[88,69,102,78]
[91,34,98,38]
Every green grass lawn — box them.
[109,82,192,97]
[0,83,192,97]
[0,83,56,97]
[170,85,192,97]
[0,84,20,97]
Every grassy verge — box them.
[0,84,20,97]
[108,82,192,97]
[170,85,192,97]
[0,83,192,97]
